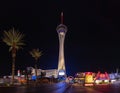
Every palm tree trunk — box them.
[11,49,16,85]
[12,55,15,85]
[35,60,38,84]
[24,70,28,86]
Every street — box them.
[0,82,120,93]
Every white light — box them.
[111,79,116,83]
[60,32,64,35]
[59,71,65,76]
[104,80,109,83]
[95,80,102,84]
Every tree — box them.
[29,48,42,82]
[2,28,25,85]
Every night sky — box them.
[0,0,120,76]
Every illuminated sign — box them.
[84,72,94,86]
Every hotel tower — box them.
[56,12,67,76]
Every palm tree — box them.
[2,28,25,85]
[29,48,42,82]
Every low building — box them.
[27,67,58,78]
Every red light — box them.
[86,72,92,75]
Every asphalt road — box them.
[0,82,120,93]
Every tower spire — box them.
[61,12,63,24]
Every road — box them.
[51,83,120,93]
[0,82,120,93]
[53,83,102,93]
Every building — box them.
[56,12,67,77]
[42,69,58,78]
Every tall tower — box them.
[56,12,67,76]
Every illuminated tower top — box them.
[56,12,67,34]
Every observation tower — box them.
[56,12,67,76]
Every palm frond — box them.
[2,28,25,51]
[30,48,42,60]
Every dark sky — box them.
[0,0,120,76]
